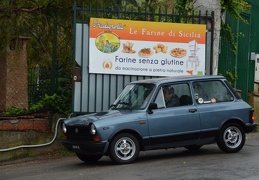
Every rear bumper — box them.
[245,123,257,133]
[62,140,107,155]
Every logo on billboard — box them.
[95,32,120,54]
[103,61,113,69]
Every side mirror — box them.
[148,102,158,114]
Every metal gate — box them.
[218,11,255,100]
[72,1,214,114]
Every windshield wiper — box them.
[110,101,132,110]
[110,104,117,109]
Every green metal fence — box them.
[28,66,71,105]
[218,11,255,101]
[28,67,53,104]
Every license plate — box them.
[72,145,80,149]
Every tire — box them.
[217,123,245,153]
[109,133,140,164]
[184,145,202,151]
[76,153,102,163]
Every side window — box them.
[156,83,192,108]
[154,87,166,108]
[193,81,234,104]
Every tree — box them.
[0,0,73,69]
[0,0,77,114]
[220,0,250,23]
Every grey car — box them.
[62,75,256,164]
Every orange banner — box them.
[90,18,206,44]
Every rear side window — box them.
[193,80,234,104]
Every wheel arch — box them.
[220,118,246,132]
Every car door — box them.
[192,80,236,143]
[146,82,201,149]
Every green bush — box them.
[2,93,71,116]
[30,93,71,116]
[2,107,28,116]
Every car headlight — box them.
[90,123,96,135]
[62,123,67,133]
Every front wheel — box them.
[217,123,245,153]
[109,133,140,164]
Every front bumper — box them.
[62,140,107,155]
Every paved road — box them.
[1,133,259,180]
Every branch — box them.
[0,6,43,13]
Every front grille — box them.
[66,125,92,141]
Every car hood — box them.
[64,110,134,126]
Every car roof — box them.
[130,75,225,85]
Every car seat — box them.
[179,95,192,106]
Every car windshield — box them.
[110,83,155,110]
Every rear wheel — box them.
[76,153,102,163]
[109,133,140,164]
[217,123,245,153]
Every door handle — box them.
[139,120,146,124]
[189,108,197,113]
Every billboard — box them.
[89,18,206,76]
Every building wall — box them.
[0,37,29,112]
[0,52,7,111]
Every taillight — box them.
[250,109,255,123]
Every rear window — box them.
[193,80,234,104]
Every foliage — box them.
[2,93,71,116]
[221,23,245,54]
[28,65,71,101]
[173,0,201,23]
[30,94,70,115]
[28,72,72,116]
[0,0,73,71]
[175,0,250,22]
[220,0,250,24]
[139,0,171,12]
[175,0,194,14]
[220,0,250,54]
[226,68,238,86]
[2,107,28,116]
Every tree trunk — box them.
[193,0,221,75]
